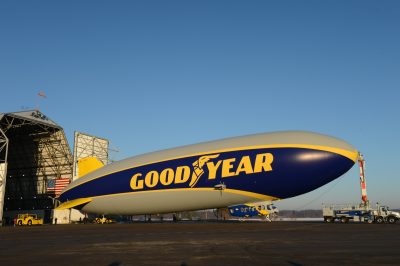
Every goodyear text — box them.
[130,152,274,190]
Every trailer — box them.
[323,154,400,224]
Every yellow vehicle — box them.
[94,216,114,224]
[14,214,44,226]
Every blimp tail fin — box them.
[77,157,104,178]
[55,197,92,210]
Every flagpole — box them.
[37,91,47,111]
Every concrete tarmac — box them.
[1,222,399,266]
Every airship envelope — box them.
[57,131,358,215]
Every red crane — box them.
[358,153,369,206]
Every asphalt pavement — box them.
[1,221,399,266]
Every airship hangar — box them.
[0,110,109,225]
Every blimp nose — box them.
[256,132,359,199]
[282,149,358,197]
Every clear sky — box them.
[1,1,399,210]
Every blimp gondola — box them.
[56,131,358,215]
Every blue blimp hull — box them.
[57,131,358,215]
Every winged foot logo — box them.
[130,152,274,191]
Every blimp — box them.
[56,131,359,215]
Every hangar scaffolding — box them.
[0,128,9,225]
[0,110,73,225]
[72,131,109,180]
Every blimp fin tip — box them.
[77,157,104,178]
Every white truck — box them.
[323,203,400,224]
[323,154,400,224]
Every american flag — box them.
[47,178,70,196]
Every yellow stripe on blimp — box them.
[88,187,280,201]
[58,188,280,210]
[55,197,92,210]
[85,187,280,202]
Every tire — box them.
[325,217,334,223]
[17,220,22,226]
[387,216,397,224]
[27,220,32,226]
[375,216,384,224]
[362,215,371,223]
[341,217,349,223]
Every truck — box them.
[323,154,400,224]
[14,214,44,226]
[94,216,115,224]
[323,203,400,224]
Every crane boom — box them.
[358,153,369,206]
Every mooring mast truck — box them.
[323,154,400,224]
[323,203,400,224]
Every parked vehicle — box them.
[14,214,43,226]
[94,216,114,224]
[323,203,400,224]
[323,154,400,224]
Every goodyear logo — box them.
[130,152,274,191]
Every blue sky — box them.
[1,1,399,209]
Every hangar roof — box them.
[0,110,61,130]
